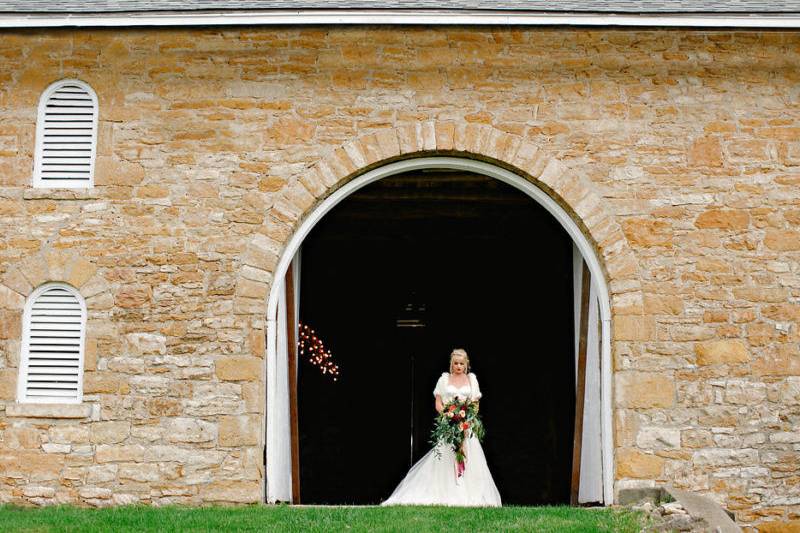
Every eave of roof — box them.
[2,8,800,29]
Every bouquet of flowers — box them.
[430,397,485,477]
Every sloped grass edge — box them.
[0,503,647,532]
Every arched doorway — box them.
[265,156,614,505]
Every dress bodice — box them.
[433,372,482,403]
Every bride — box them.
[382,348,502,506]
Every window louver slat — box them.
[34,80,98,188]
[20,285,85,403]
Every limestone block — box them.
[753,345,800,376]
[420,121,437,151]
[235,279,268,300]
[95,444,145,463]
[86,464,118,484]
[164,418,217,444]
[616,372,675,408]
[199,480,261,503]
[64,257,97,289]
[83,337,98,371]
[681,429,714,449]
[84,373,120,394]
[622,219,673,248]
[0,310,21,340]
[241,245,278,272]
[433,122,455,151]
[5,403,91,419]
[242,382,263,414]
[125,333,166,355]
[764,229,800,251]
[779,378,800,405]
[90,421,131,444]
[43,250,72,282]
[248,327,266,359]
[688,136,723,167]
[112,494,140,506]
[695,340,750,366]
[284,181,315,213]
[218,415,260,447]
[670,325,715,342]
[734,287,789,303]
[4,427,40,449]
[616,449,665,479]
[94,157,145,186]
[515,147,547,182]
[0,368,16,400]
[0,450,63,479]
[724,380,766,405]
[643,294,684,316]
[19,255,49,289]
[23,486,55,498]
[80,274,110,300]
[147,397,182,417]
[215,356,262,381]
[636,427,681,450]
[49,425,90,444]
[694,209,749,230]
[396,123,423,154]
[692,449,758,467]
[118,463,160,482]
[136,185,169,199]
[115,284,151,308]
[42,443,70,454]
[757,520,800,533]
[769,432,800,444]
[79,487,112,500]
[613,316,656,341]
[0,284,25,310]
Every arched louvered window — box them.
[33,80,98,188]
[17,283,87,404]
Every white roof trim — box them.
[2,10,800,28]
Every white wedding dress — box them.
[381,372,502,507]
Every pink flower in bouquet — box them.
[460,422,470,431]
[459,410,466,418]
[448,405,457,412]
[446,411,454,418]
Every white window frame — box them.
[17,282,87,404]
[32,79,99,189]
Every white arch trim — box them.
[265,156,614,504]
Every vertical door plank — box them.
[571,261,591,506]
[285,262,301,504]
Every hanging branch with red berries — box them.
[298,323,340,381]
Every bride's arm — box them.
[435,394,444,414]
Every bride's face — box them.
[451,356,467,375]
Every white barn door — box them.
[573,244,604,504]
[267,248,301,502]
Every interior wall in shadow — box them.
[297,171,575,505]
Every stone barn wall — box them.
[0,27,799,528]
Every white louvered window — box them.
[32,79,99,188]
[17,283,86,404]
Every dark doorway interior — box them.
[298,170,575,505]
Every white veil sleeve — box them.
[433,373,448,398]
[469,373,482,401]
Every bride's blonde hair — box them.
[449,348,470,373]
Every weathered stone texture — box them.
[0,27,798,527]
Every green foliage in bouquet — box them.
[430,397,485,468]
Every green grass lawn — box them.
[0,504,645,532]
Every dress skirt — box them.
[381,435,502,507]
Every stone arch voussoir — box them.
[0,249,108,391]
[237,120,644,321]
[1,248,109,306]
